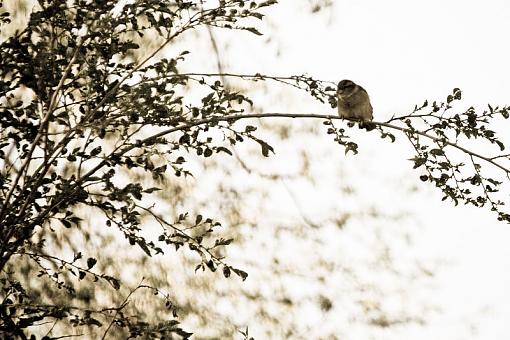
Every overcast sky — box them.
[184,0,510,338]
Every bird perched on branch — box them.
[336,79,373,122]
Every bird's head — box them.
[337,79,357,97]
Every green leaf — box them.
[103,275,121,290]
[215,238,233,246]
[411,156,427,169]
[204,148,213,157]
[175,329,193,339]
[143,187,161,193]
[87,318,103,327]
[244,27,263,35]
[344,142,358,155]
[202,93,215,104]
[90,146,102,156]
[255,138,274,157]
[380,132,396,143]
[137,241,152,257]
[223,266,231,278]
[453,88,461,100]
[216,146,232,155]
[258,0,278,8]
[430,148,444,156]
[179,133,191,144]
[86,258,97,269]
[232,268,248,281]
[206,260,216,272]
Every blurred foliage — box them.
[307,0,333,13]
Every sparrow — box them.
[336,79,373,122]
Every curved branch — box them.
[28,112,510,234]
[374,121,509,174]
[138,113,510,175]
[101,278,144,340]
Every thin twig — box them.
[101,278,144,340]
[48,334,84,339]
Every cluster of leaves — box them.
[0,274,187,339]
[323,119,360,155]
[308,0,334,13]
[322,86,509,223]
[393,89,510,222]
[0,0,279,338]
[256,76,509,223]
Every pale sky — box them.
[177,0,510,339]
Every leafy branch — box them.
[25,108,509,233]
[1,0,509,338]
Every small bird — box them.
[337,79,373,122]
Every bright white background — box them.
[176,0,510,339]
